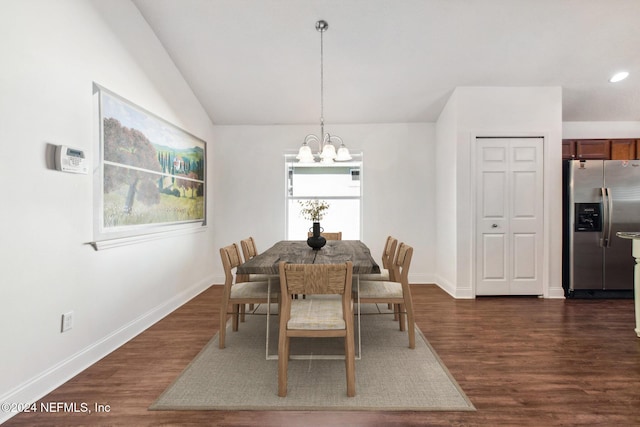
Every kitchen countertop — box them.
[616,231,640,239]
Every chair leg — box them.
[394,304,400,326]
[407,311,415,349]
[232,304,240,331]
[278,335,289,397]
[240,304,246,323]
[219,302,228,349]
[398,304,407,331]
[404,295,416,349]
[344,320,356,397]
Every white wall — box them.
[563,121,640,139]
[0,0,216,419]
[211,123,437,284]
[435,87,564,299]
[434,92,459,293]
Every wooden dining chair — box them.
[354,236,398,315]
[277,261,355,397]
[218,243,277,349]
[237,237,257,319]
[240,237,275,282]
[239,236,276,318]
[307,231,342,240]
[240,236,258,262]
[355,242,416,349]
[358,236,398,281]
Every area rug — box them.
[150,304,475,411]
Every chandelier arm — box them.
[328,135,343,145]
[304,134,322,154]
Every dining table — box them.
[236,240,381,276]
[236,240,381,360]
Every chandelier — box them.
[296,20,352,164]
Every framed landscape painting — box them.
[93,84,206,246]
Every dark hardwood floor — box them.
[5,285,640,426]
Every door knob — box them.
[491,224,498,228]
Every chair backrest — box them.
[307,231,342,240]
[382,236,398,270]
[240,237,258,261]
[220,243,243,285]
[279,261,353,327]
[279,262,352,296]
[390,242,413,285]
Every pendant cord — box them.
[319,26,325,141]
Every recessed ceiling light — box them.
[609,71,629,83]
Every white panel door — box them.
[476,138,544,296]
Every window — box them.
[285,153,362,240]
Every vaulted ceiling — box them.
[132,0,640,125]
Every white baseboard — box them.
[432,276,565,300]
[0,276,214,425]
[432,275,475,299]
[546,284,566,299]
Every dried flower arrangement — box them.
[298,199,330,222]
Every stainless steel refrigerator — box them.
[566,159,640,295]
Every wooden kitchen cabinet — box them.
[575,139,610,159]
[562,140,575,159]
[563,138,640,160]
[610,139,636,160]
[560,139,610,159]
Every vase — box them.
[307,221,326,250]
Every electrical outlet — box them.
[61,311,74,333]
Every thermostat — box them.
[55,145,88,174]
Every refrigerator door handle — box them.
[600,187,613,247]
[605,187,613,248]
[600,187,609,247]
